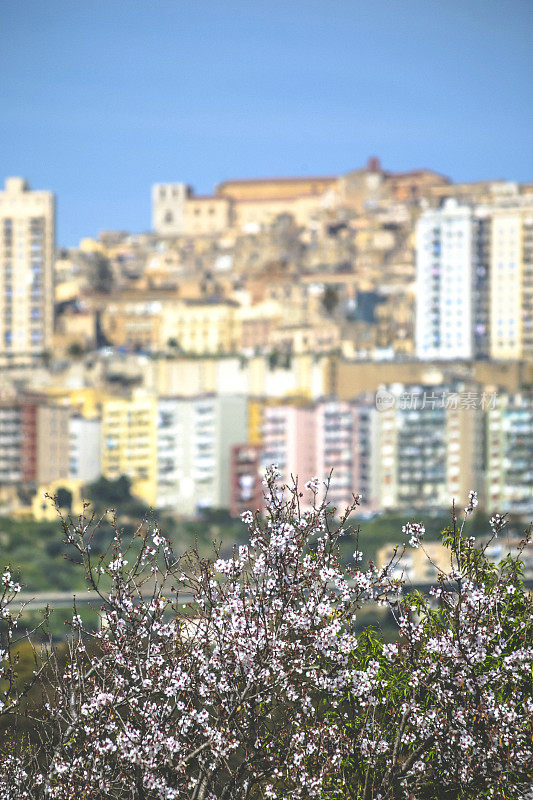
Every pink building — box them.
[261,404,317,495]
[315,399,361,512]
[261,399,377,513]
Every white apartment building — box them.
[0,177,55,366]
[156,395,248,514]
[416,200,477,360]
[156,397,193,511]
[315,399,362,511]
[69,416,102,483]
[0,402,23,484]
[416,196,533,362]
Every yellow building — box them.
[79,237,104,254]
[216,174,336,202]
[166,299,240,354]
[99,292,247,355]
[247,398,265,446]
[100,292,168,350]
[377,541,451,583]
[232,194,327,230]
[325,356,530,399]
[100,390,158,506]
[489,204,533,360]
[35,386,102,418]
[182,195,232,236]
[269,321,340,355]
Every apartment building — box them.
[101,390,158,506]
[415,200,483,360]
[486,392,533,516]
[0,397,73,487]
[156,395,248,514]
[156,396,193,511]
[0,402,26,484]
[69,415,102,483]
[257,387,485,514]
[489,203,533,359]
[375,385,484,512]
[416,196,533,361]
[315,399,363,511]
[0,177,55,366]
[261,403,317,492]
[259,399,377,511]
[229,444,263,518]
[168,299,240,354]
[36,402,71,484]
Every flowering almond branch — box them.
[0,469,531,800]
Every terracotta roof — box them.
[188,194,225,201]
[233,195,327,204]
[217,175,337,187]
[385,168,451,182]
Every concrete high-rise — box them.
[486,392,533,515]
[415,200,483,361]
[489,203,533,360]
[0,178,55,366]
[156,394,248,514]
[416,195,533,362]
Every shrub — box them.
[0,474,531,799]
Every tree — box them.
[322,286,339,316]
[86,475,133,507]
[0,476,531,799]
[92,254,114,294]
[54,487,72,511]
[66,342,84,359]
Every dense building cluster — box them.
[0,159,532,521]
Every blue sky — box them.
[1,0,531,246]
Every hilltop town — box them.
[0,159,532,543]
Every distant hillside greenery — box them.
[0,474,497,598]
[1,504,492,595]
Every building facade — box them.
[489,203,533,359]
[69,415,102,484]
[229,444,263,518]
[156,394,248,514]
[486,392,533,515]
[101,390,158,506]
[416,196,533,362]
[415,201,479,361]
[0,178,55,366]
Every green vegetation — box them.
[0,517,86,593]
[91,252,114,294]
[0,495,494,599]
[346,509,494,564]
[55,486,73,510]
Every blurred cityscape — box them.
[0,158,532,532]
